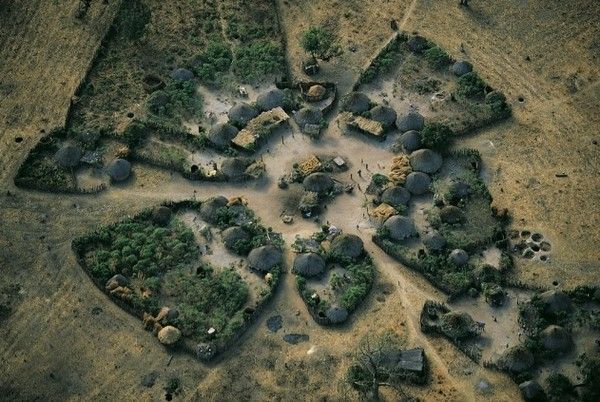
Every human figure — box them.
[459,0,469,6]
[357,169,362,177]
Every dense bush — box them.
[421,122,453,150]
[457,72,486,98]
[424,46,452,70]
[232,40,284,82]
[485,91,511,119]
[359,34,406,84]
[111,0,151,41]
[300,26,341,61]
[192,42,233,85]
[147,79,202,122]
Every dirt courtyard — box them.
[0,0,598,401]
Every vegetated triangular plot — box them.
[292,226,376,325]
[72,197,284,361]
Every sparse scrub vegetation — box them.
[424,46,452,70]
[457,72,486,98]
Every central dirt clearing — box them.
[0,0,598,401]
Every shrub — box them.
[546,373,576,401]
[424,46,452,70]
[111,0,151,41]
[485,91,511,119]
[457,72,486,98]
[147,79,202,121]
[193,41,233,85]
[421,123,453,150]
[300,26,341,61]
[232,41,284,82]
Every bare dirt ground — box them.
[0,0,598,401]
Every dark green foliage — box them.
[147,79,202,122]
[546,373,576,402]
[111,0,151,41]
[339,259,376,310]
[421,123,454,150]
[232,40,284,82]
[457,72,486,98]
[424,46,452,70]
[578,353,600,401]
[122,119,149,147]
[347,365,373,393]
[300,26,341,61]
[412,77,441,94]
[164,377,181,396]
[0,282,21,320]
[192,42,233,85]
[359,34,406,84]
[485,91,511,119]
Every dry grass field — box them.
[0,0,598,401]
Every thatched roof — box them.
[207,123,238,149]
[170,68,194,81]
[54,144,82,168]
[107,158,131,182]
[341,92,371,114]
[384,215,417,241]
[228,103,259,127]
[450,61,473,77]
[369,105,397,128]
[326,305,348,324]
[293,252,326,277]
[539,290,573,317]
[399,130,422,152]
[295,107,322,126]
[409,149,442,174]
[440,205,464,224]
[498,345,535,375]
[396,111,425,132]
[152,206,172,227]
[157,325,181,345]
[540,325,572,354]
[248,245,282,272]
[423,231,446,252]
[200,196,228,223]
[220,157,248,181]
[519,381,545,402]
[303,172,334,193]
[256,88,285,111]
[222,226,250,250]
[404,172,431,195]
[307,84,326,100]
[330,233,364,259]
[407,35,429,53]
[381,186,411,208]
[449,249,468,266]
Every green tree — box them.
[300,26,341,61]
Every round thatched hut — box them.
[369,105,397,129]
[341,92,371,114]
[256,88,285,111]
[199,196,228,223]
[293,252,326,277]
[170,68,194,81]
[54,144,82,168]
[228,103,259,127]
[399,130,422,152]
[107,158,131,182]
[220,157,248,181]
[497,345,535,375]
[538,290,574,318]
[423,231,446,252]
[396,111,425,133]
[326,305,349,324]
[381,186,411,208]
[450,60,473,77]
[449,249,469,266]
[330,234,364,259]
[222,226,250,251]
[207,123,238,149]
[409,149,442,174]
[152,206,172,227]
[248,245,282,272]
[540,325,573,354]
[295,107,322,127]
[405,171,431,195]
[303,172,334,194]
[306,84,327,102]
[407,35,429,53]
[383,215,417,241]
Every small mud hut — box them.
[396,111,425,132]
[369,105,397,129]
[329,233,364,259]
[398,130,422,152]
[107,158,131,182]
[303,172,334,194]
[228,103,259,127]
[256,88,285,111]
[341,91,371,114]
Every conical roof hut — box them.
[404,172,431,195]
[407,35,429,53]
[207,123,238,149]
[220,157,248,181]
[54,144,82,168]
[330,234,364,259]
[369,105,397,128]
[449,249,469,266]
[303,172,334,194]
[398,130,422,152]
[107,158,131,182]
[381,186,411,208]
[326,305,349,324]
[539,290,574,318]
[341,92,371,114]
[383,215,417,241]
[228,103,259,127]
[248,245,282,272]
[450,60,473,77]
[540,325,573,354]
[295,107,322,127]
[293,252,326,277]
[423,231,446,252]
[409,149,442,174]
[200,196,228,223]
[498,345,535,375]
[256,88,285,111]
[222,226,250,251]
[170,68,194,81]
[396,111,425,132]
